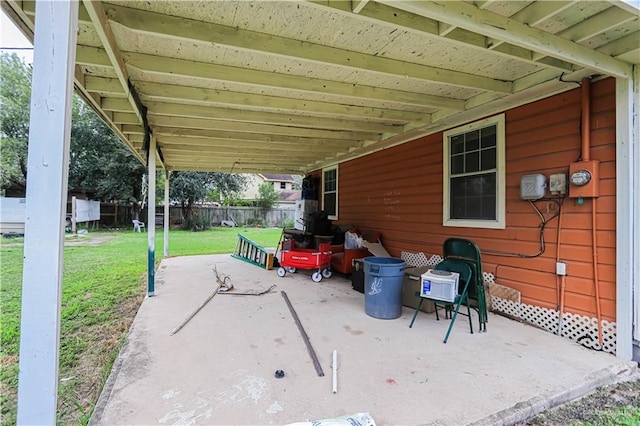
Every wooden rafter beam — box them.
[83,1,165,170]
[306,1,574,72]
[165,161,307,174]
[148,116,378,141]
[123,52,463,110]
[145,101,398,134]
[531,6,639,62]
[82,0,143,123]
[487,0,579,50]
[153,127,364,147]
[160,147,335,161]
[378,0,633,78]
[103,3,512,93]
[157,137,359,153]
[165,154,314,167]
[135,81,425,123]
[351,0,370,14]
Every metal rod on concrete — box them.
[170,284,221,336]
[280,291,325,377]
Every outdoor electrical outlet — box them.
[556,262,567,276]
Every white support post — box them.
[147,136,157,296]
[615,67,638,361]
[164,170,170,257]
[71,195,77,233]
[16,1,79,424]
[634,66,640,359]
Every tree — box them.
[0,52,146,206]
[68,100,146,203]
[0,53,31,194]
[169,171,246,229]
[256,182,279,209]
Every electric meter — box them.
[570,169,591,187]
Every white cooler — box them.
[420,270,460,302]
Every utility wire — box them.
[482,198,563,258]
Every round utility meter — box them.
[570,169,591,186]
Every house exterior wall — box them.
[322,78,617,323]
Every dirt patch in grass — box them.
[520,378,640,425]
[64,235,116,246]
[56,290,144,424]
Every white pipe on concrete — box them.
[332,350,338,393]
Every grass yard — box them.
[0,227,282,425]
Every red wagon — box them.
[277,240,333,282]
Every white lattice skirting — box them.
[491,297,616,355]
[400,251,616,354]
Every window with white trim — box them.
[322,166,338,220]
[443,114,505,229]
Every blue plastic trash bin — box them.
[363,257,406,319]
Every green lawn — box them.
[0,227,282,425]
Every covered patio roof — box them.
[3,0,639,174]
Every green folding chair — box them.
[443,238,488,332]
[409,259,473,343]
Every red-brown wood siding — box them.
[322,78,617,321]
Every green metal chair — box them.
[443,238,488,332]
[409,259,473,343]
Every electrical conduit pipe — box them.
[581,77,603,347]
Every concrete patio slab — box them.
[90,254,638,426]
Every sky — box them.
[1,10,33,64]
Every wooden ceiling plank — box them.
[487,0,579,50]
[157,136,360,152]
[104,3,512,93]
[161,148,334,160]
[166,161,307,174]
[165,154,314,166]
[76,45,112,66]
[531,7,639,62]
[555,7,637,44]
[113,112,140,125]
[121,124,145,135]
[124,52,464,110]
[379,0,632,78]
[308,1,577,73]
[101,97,135,112]
[85,76,126,95]
[146,101,397,134]
[135,81,424,123]
[597,31,640,57]
[148,116,377,141]
[154,128,364,148]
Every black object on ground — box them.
[280,291,325,377]
[274,370,285,379]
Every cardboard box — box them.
[402,266,435,313]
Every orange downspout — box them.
[592,198,603,346]
[581,77,603,346]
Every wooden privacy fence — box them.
[164,206,295,227]
[98,204,295,228]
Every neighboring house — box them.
[242,174,302,209]
[309,78,634,359]
[0,197,26,234]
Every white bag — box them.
[344,230,363,249]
